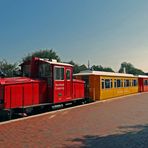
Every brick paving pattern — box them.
[0,93,148,148]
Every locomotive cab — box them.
[21,57,84,104]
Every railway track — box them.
[0,99,90,123]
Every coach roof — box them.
[74,70,137,77]
[138,75,148,78]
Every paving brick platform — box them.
[0,93,148,148]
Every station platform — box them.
[0,92,148,148]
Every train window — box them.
[102,79,105,89]
[114,79,117,88]
[144,80,148,85]
[127,80,129,87]
[132,80,134,86]
[124,80,126,87]
[66,70,71,80]
[117,79,121,87]
[22,65,31,77]
[54,67,64,80]
[83,76,89,89]
[127,80,130,87]
[129,80,131,86]
[132,80,137,86]
[124,79,130,87]
[39,63,51,78]
[105,79,111,89]
[110,79,113,88]
[121,80,123,87]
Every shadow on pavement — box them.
[65,124,148,148]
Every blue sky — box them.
[0,0,148,72]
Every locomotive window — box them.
[54,67,64,80]
[22,65,31,77]
[39,63,51,78]
[66,70,71,80]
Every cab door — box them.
[53,66,65,103]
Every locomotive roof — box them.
[39,58,73,67]
[74,70,137,77]
[21,57,73,67]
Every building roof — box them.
[74,70,137,77]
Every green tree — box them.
[119,62,145,75]
[23,49,61,62]
[67,61,87,74]
[91,65,114,72]
[0,59,20,77]
[103,67,114,72]
[91,65,103,71]
[79,64,88,71]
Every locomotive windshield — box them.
[38,63,51,78]
[54,67,64,80]
[38,62,53,86]
[22,64,31,77]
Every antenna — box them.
[123,67,126,73]
[88,60,90,70]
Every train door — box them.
[65,68,72,100]
[53,66,73,103]
[138,78,143,92]
[38,62,52,103]
[82,75,89,98]
[53,66,65,103]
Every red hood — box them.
[0,77,39,85]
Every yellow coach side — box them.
[74,70,138,101]
[99,76,138,100]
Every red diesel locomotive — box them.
[0,57,85,117]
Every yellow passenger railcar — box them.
[74,70,138,101]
